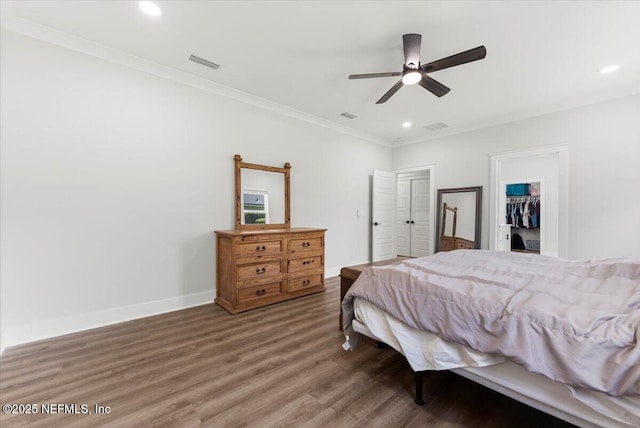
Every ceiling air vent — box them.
[188,54,220,70]
[424,122,448,131]
[340,112,357,120]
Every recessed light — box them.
[139,1,162,17]
[402,122,412,128]
[599,64,619,74]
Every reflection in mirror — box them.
[242,190,269,225]
[436,186,482,252]
[441,194,475,241]
[442,203,457,237]
[240,169,285,225]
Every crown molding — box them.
[1,17,390,147]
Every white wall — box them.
[393,94,640,260]
[0,30,391,350]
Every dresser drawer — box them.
[288,237,323,254]
[288,274,323,293]
[288,255,323,274]
[237,261,283,281]
[237,240,283,257]
[456,239,474,249]
[237,282,282,305]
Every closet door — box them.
[396,177,430,258]
[396,179,411,257]
[410,178,430,257]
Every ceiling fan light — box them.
[139,1,162,17]
[402,70,422,85]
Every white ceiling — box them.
[2,1,640,146]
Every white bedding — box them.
[353,297,503,371]
[351,297,640,428]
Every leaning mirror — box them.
[435,186,482,252]
[234,154,290,230]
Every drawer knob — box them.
[302,242,311,247]
[302,260,314,265]
[255,267,267,274]
[303,280,310,286]
[256,245,266,252]
[256,289,266,296]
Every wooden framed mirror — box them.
[234,154,291,230]
[435,186,482,252]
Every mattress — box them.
[350,297,640,428]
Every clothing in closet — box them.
[506,197,540,230]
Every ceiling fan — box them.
[349,34,486,104]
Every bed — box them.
[341,250,640,428]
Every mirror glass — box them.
[234,154,290,230]
[240,169,285,225]
[436,186,482,252]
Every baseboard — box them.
[0,290,215,355]
[325,266,341,278]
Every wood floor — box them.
[0,277,576,428]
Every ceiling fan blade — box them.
[349,72,402,79]
[421,46,486,73]
[417,74,450,97]
[403,33,422,68]
[376,80,404,104]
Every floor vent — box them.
[340,112,357,119]
[188,54,220,70]
[424,121,448,131]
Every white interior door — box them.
[396,179,411,257]
[372,170,396,262]
[410,178,430,257]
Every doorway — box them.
[502,180,542,253]
[371,165,435,261]
[490,145,568,258]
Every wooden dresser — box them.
[215,227,326,314]
[439,236,475,251]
